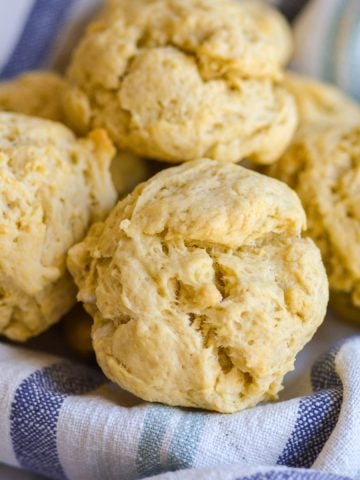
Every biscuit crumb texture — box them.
[269,125,360,313]
[65,0,297,165]
[68,159,328,413]
[0,71,68,123]
[0,113,116,341]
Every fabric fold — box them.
[0,337,359,480]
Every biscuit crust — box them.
[65,0,297,164]
[0,113,116,341]
[269,125,360,312]
[0,71,68,123]
[68,159,328,412]
[283,73,360,128]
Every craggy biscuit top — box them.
[0,112,116,341]
[0,71,68,123]
[65,0,297,164]
[68,159,328,413]
[268,125,360,309]
[74,0,283,87]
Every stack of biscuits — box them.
[0,0,358,413]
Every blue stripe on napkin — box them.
[276,390,342,468]
[136,406,208,477]
[10,361,104,480]
[277,344,343,468]
[167,411,207,470]
[236,469,351,480]
[136,405,174,479]
[0,0,75,80]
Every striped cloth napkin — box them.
[1,324,360,480]
[0,1,359,480]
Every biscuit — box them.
[0,71,149,197]
[68,159,328,413]
[0,71,68,123]
[283,73,360,128]
[238,0,293,66]
[0,113,116,341]
[64,0,297,165]
[268,125,360,317]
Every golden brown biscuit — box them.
[64,0,297,165]
[0,113,116,341]
[283,73,360,128]
[0,71,68,122]
[68,159,328,413]
[238,0,293,66]
[0,71,152,197]
[268,125,360,318]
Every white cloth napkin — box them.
[0,314,359,480]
